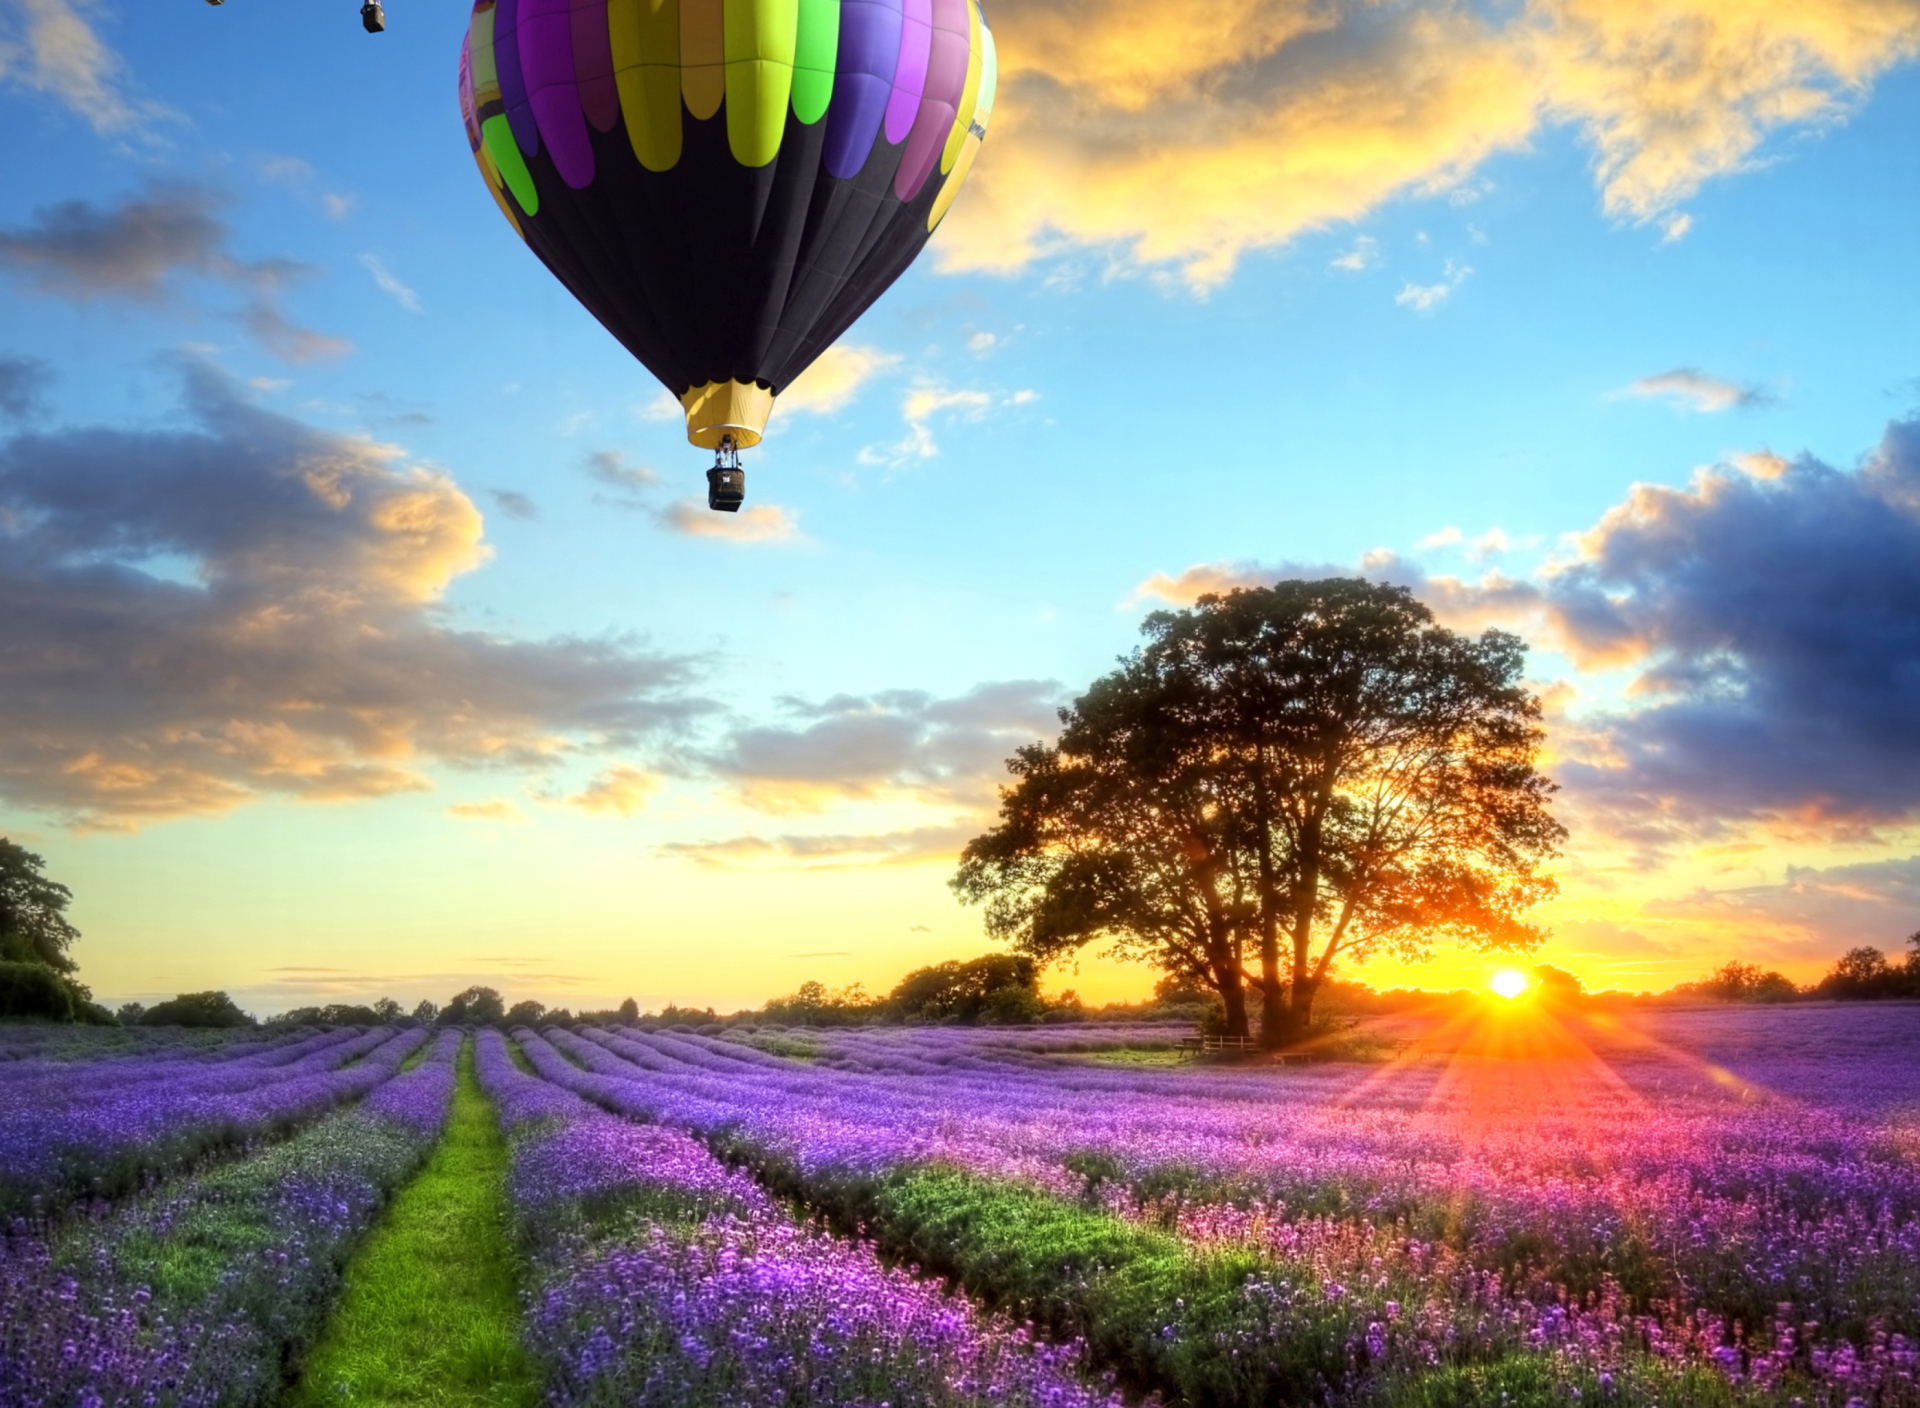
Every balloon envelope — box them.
[459,0,997,449]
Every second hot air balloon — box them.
[458,0,997,510]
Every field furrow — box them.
[0,1030,461,1408]
[505,1016,1920,1408]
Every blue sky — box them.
[3,0,1919,1014]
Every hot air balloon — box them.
[458,0,997,511]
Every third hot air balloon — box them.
[459,0,997,510]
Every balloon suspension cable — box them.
[705,436,746,513]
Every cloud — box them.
[447,798,523,821]
[654,499,799,543]
[1512,426,1920,843]
[860,383,1031,466]
[241,301,353,365]
[778,345,900,416]
[488,489,538,521]
[638,388,682,423]
[1641,855,1920,962]
[0,361,710,826]
[359,254,421,313]
[0,184,350,362]
[585,449,659,498]
[0,0,170,137]
[660,822,980,870]
[1395,259,1472,312]
[258,156,355,222]
[561,765,659,817]
[703,680,1063,814]
[1624,367,1777,412]
[1138,415,1920,850]
[0,356,51,421]
[934,0,1920,288]
[1331,235,1381,272]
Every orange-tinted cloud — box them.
[938,0,1920,286]
[0,361,708,827]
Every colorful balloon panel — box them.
[461,0,995,444]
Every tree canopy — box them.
[0,839,81,975]
[954,579,1564,1046]
[142,991,254,1027]
[441,986,506,1025]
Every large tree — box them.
[955,580,1564,1046]
[0,839,81,975]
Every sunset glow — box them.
[1490,970,1531,1000]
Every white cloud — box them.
[359,254,421,314]
[638,388,682,423]
[859,383,1034,467]
[1395,259,1472,312]
[1331,235,1380,271]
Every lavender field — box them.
[3,1003,1917,1407]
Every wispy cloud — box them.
[448,799,523,822]
[561,765,659,818]
[0,0,173,138]
[359,254,421,313]
[859,383,1033,467]
[488,489,537,521]
[1395,260,1471,313]
[655,499,800,543]
[1624,368,1776,413]
[0,184,351,363]
[0,356,52,422]
[1330,235,1379,272]
[779,345,900,416]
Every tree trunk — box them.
[1219,970,1250,1040]
[1258,972,1287,1049]
[1207,922,1251,1040]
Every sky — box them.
[2,0,1919,1016]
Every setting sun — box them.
[1490,969,1531,1000]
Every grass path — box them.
[285,1038,538,1408]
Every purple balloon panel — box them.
[494,0,541,158]
[884,0,932,146]
[894,5,967,200]
[520,0,594,186]
[825,0,901,179]
[459,36,482,149]
[571,0,620,133]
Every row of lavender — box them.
[517,1015,1920,1407]
[0,1024,427,1218]
[0,1029,461,1408]
[476,1029,1123,1407]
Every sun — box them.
[1490,969,1531,1000]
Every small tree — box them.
[957,580,1563,1047]
[0,839,81,974]
[1818,947,1903,1000]
[412,998,440,1024]
[618,997,639,1023]
[504,999,547,1027]
[372,997,404,1022]
[442,986,505,1025]
[887,954,1044,1024]
[143,991,253,1027]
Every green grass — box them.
[286,1039,537,1408]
